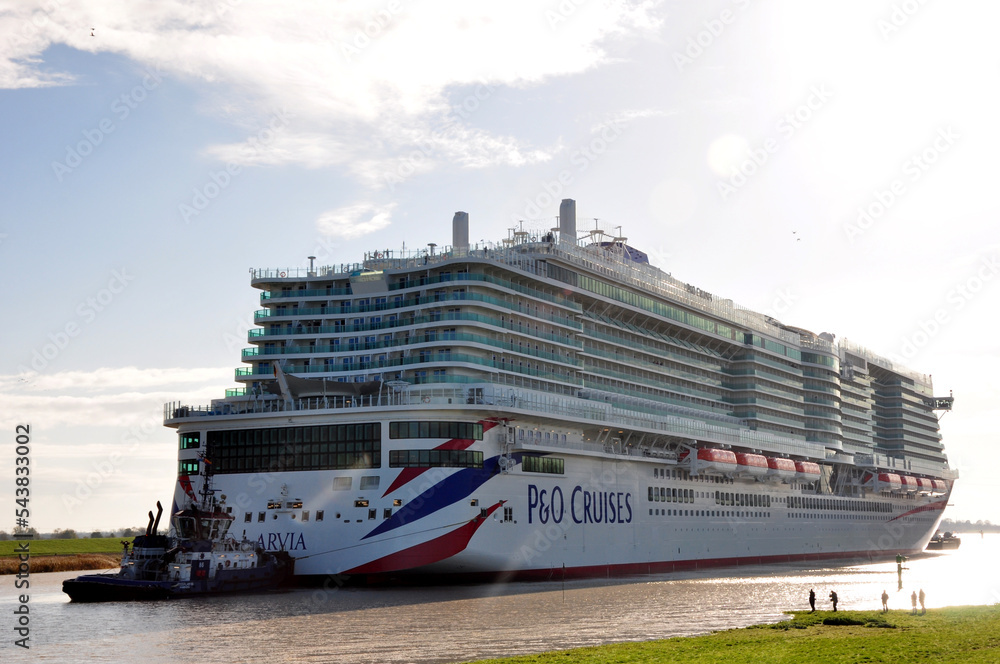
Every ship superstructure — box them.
[164,199,956,580]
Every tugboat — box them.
[926,531,962,550]
[63,464,292,601]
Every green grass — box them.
[0,537,126,557]
[468,606,1000,664]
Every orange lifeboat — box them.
[696,448,738,473]
[878,472,902,490]
[735,453,768,476]
[901,476,919,492]
[916,478,934,492]
[766,457,796,480]
[795,461,821,480]
[931,479,948,493]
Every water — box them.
[9,535,1000,663]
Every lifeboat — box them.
[931,479,948,493]
[794,461,821,481]
[916,478,934,492]
[901,476,919,492]
[878,472,902,490]
[695,448,738,473]
[735,453,768,476]
[766,457,796,480]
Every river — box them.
[7,534,998,663]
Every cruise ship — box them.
[164,199,956,582]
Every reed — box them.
[0,554,120,575]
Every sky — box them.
[1,0,997,533]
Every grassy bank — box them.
[469,606,1000,664]
[0,537,125,557]
[0,554,120,574]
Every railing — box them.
[248,311,582,342]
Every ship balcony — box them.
[729,353,804,377]
[236,354,584,386]
[243,333,581,368]
[247,311,583,347]
[580,328,724,373]
[385,271,583,312]
[802,382,840,396]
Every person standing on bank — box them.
[919,589,926,615]
[829,590,838,612]
[881,590,889,612]
[808,589,816,612]
[911,591,918,614]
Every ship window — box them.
[522,455,564,474]
[333,477,352,491]
[368,509,376,520]
[389,421,484,440]
[471,499,479,506]
[180,433,200,449]
[302,511,309,522]
[316,510,324,521]
[178,460,199,476]
[389,449,484,469]
[383,508,392,519]
[393,499,402,506]
[267,501,282,509]
[360,475,380,490]
[244,512,252,522]
[355,500,369,508]
[258,512,265,522]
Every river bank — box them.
[468,606,1000,664]
[0,553,119,574]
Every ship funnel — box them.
[146,510,155,536]
[452,211,469,253]
[152,501,163,536]
[559,199,576,244]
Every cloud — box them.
[316,202,395,240]
[0,366,231,428]
[0,1,663,180]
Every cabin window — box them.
[360,475,380,490]
[180,433,200,450]
[258,512,265,522]
[178,460,199,476]
[333,477,352,491]
[316,510,324,522]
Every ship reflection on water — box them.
[34,535,999,664]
